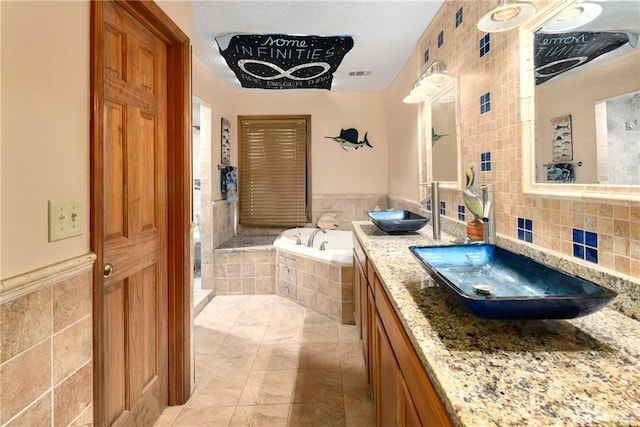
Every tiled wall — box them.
[277,252,354,324]
[212,249,276,295]
[0,255,95,426]
[413,0,639,318]
[312,194,388,230]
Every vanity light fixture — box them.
[541,2,602,33]
[477,0,537,32]
[403,60,453,104]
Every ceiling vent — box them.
[348,71,372,77]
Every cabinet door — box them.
[374,313,401,427]
[353,252,363,339]
[399,375,422,427]
[366,283,375,385]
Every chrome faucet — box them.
[420,181,441,240]
[319,241,328,250]
[293,234,302,245]
[307,228,327,247]
[481,184,495,244]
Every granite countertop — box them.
[353,221,640,427]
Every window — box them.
[238,115,311,226]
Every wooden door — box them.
[101,1,168,424]
[92,1,191,424]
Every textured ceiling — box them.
[192,1,445,92]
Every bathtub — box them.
[273,228,353,266]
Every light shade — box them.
[542,2,602,33]
[477,0,537,32]
[404,60,454,104]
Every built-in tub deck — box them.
[214,234,277,251]
[212,235,277,297]
[212,232,355,324]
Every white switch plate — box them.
[48,199,83,241]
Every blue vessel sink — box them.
[367,210,429,234]
[409,244,617,319]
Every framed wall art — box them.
[551,115,572,162]
[221,117,231,165]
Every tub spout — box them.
[319,241,328,250]
[307,228,327,247]
[293,235,302,245]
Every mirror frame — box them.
[520,0,640,202]
[419,78,462,196]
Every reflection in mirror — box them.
[419,81,460,193]
[531,0,640,187]
[431,86,457,182]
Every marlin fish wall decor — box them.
[325,128,373,151]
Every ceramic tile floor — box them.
[155,295,375,426]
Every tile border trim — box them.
[0,253,96,303]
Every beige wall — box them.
[1,1,91,279]
[0,1,197,280]
[236,91,389,195]
[386,50,422,201]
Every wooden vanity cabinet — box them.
[374,276,452,426]
[353,235,453,427]
[353,236,374,382]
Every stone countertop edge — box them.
[352,221,640,427]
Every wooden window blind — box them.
[238,115,311,226]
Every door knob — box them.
[103,263,114,278]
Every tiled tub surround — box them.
[0,254,95,426]
[212,235,276,295]
[353,221,640,426]
[213,232,354,323]
[277,251,354,325]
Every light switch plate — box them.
[48,199,83,241]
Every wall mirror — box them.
[419,80,461,194]
[521,0,640,201]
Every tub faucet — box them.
[420,181,441,240]
[293,234,302,245]
[307,228,327,247]
[319,241,328,250]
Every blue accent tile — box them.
[455,7,463,27]
[573,244,584,259]
[424,48,429,64]
[585,247,599,263]
[438,31,444,48]
[481,151,492,171]
[480,92,491,114]
[585,231,598,248]
[458,205,466,222]
[479,33,490,57]
[517,217,534,243]
[573,228,584,244]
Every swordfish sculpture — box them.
[325,128,373,151]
